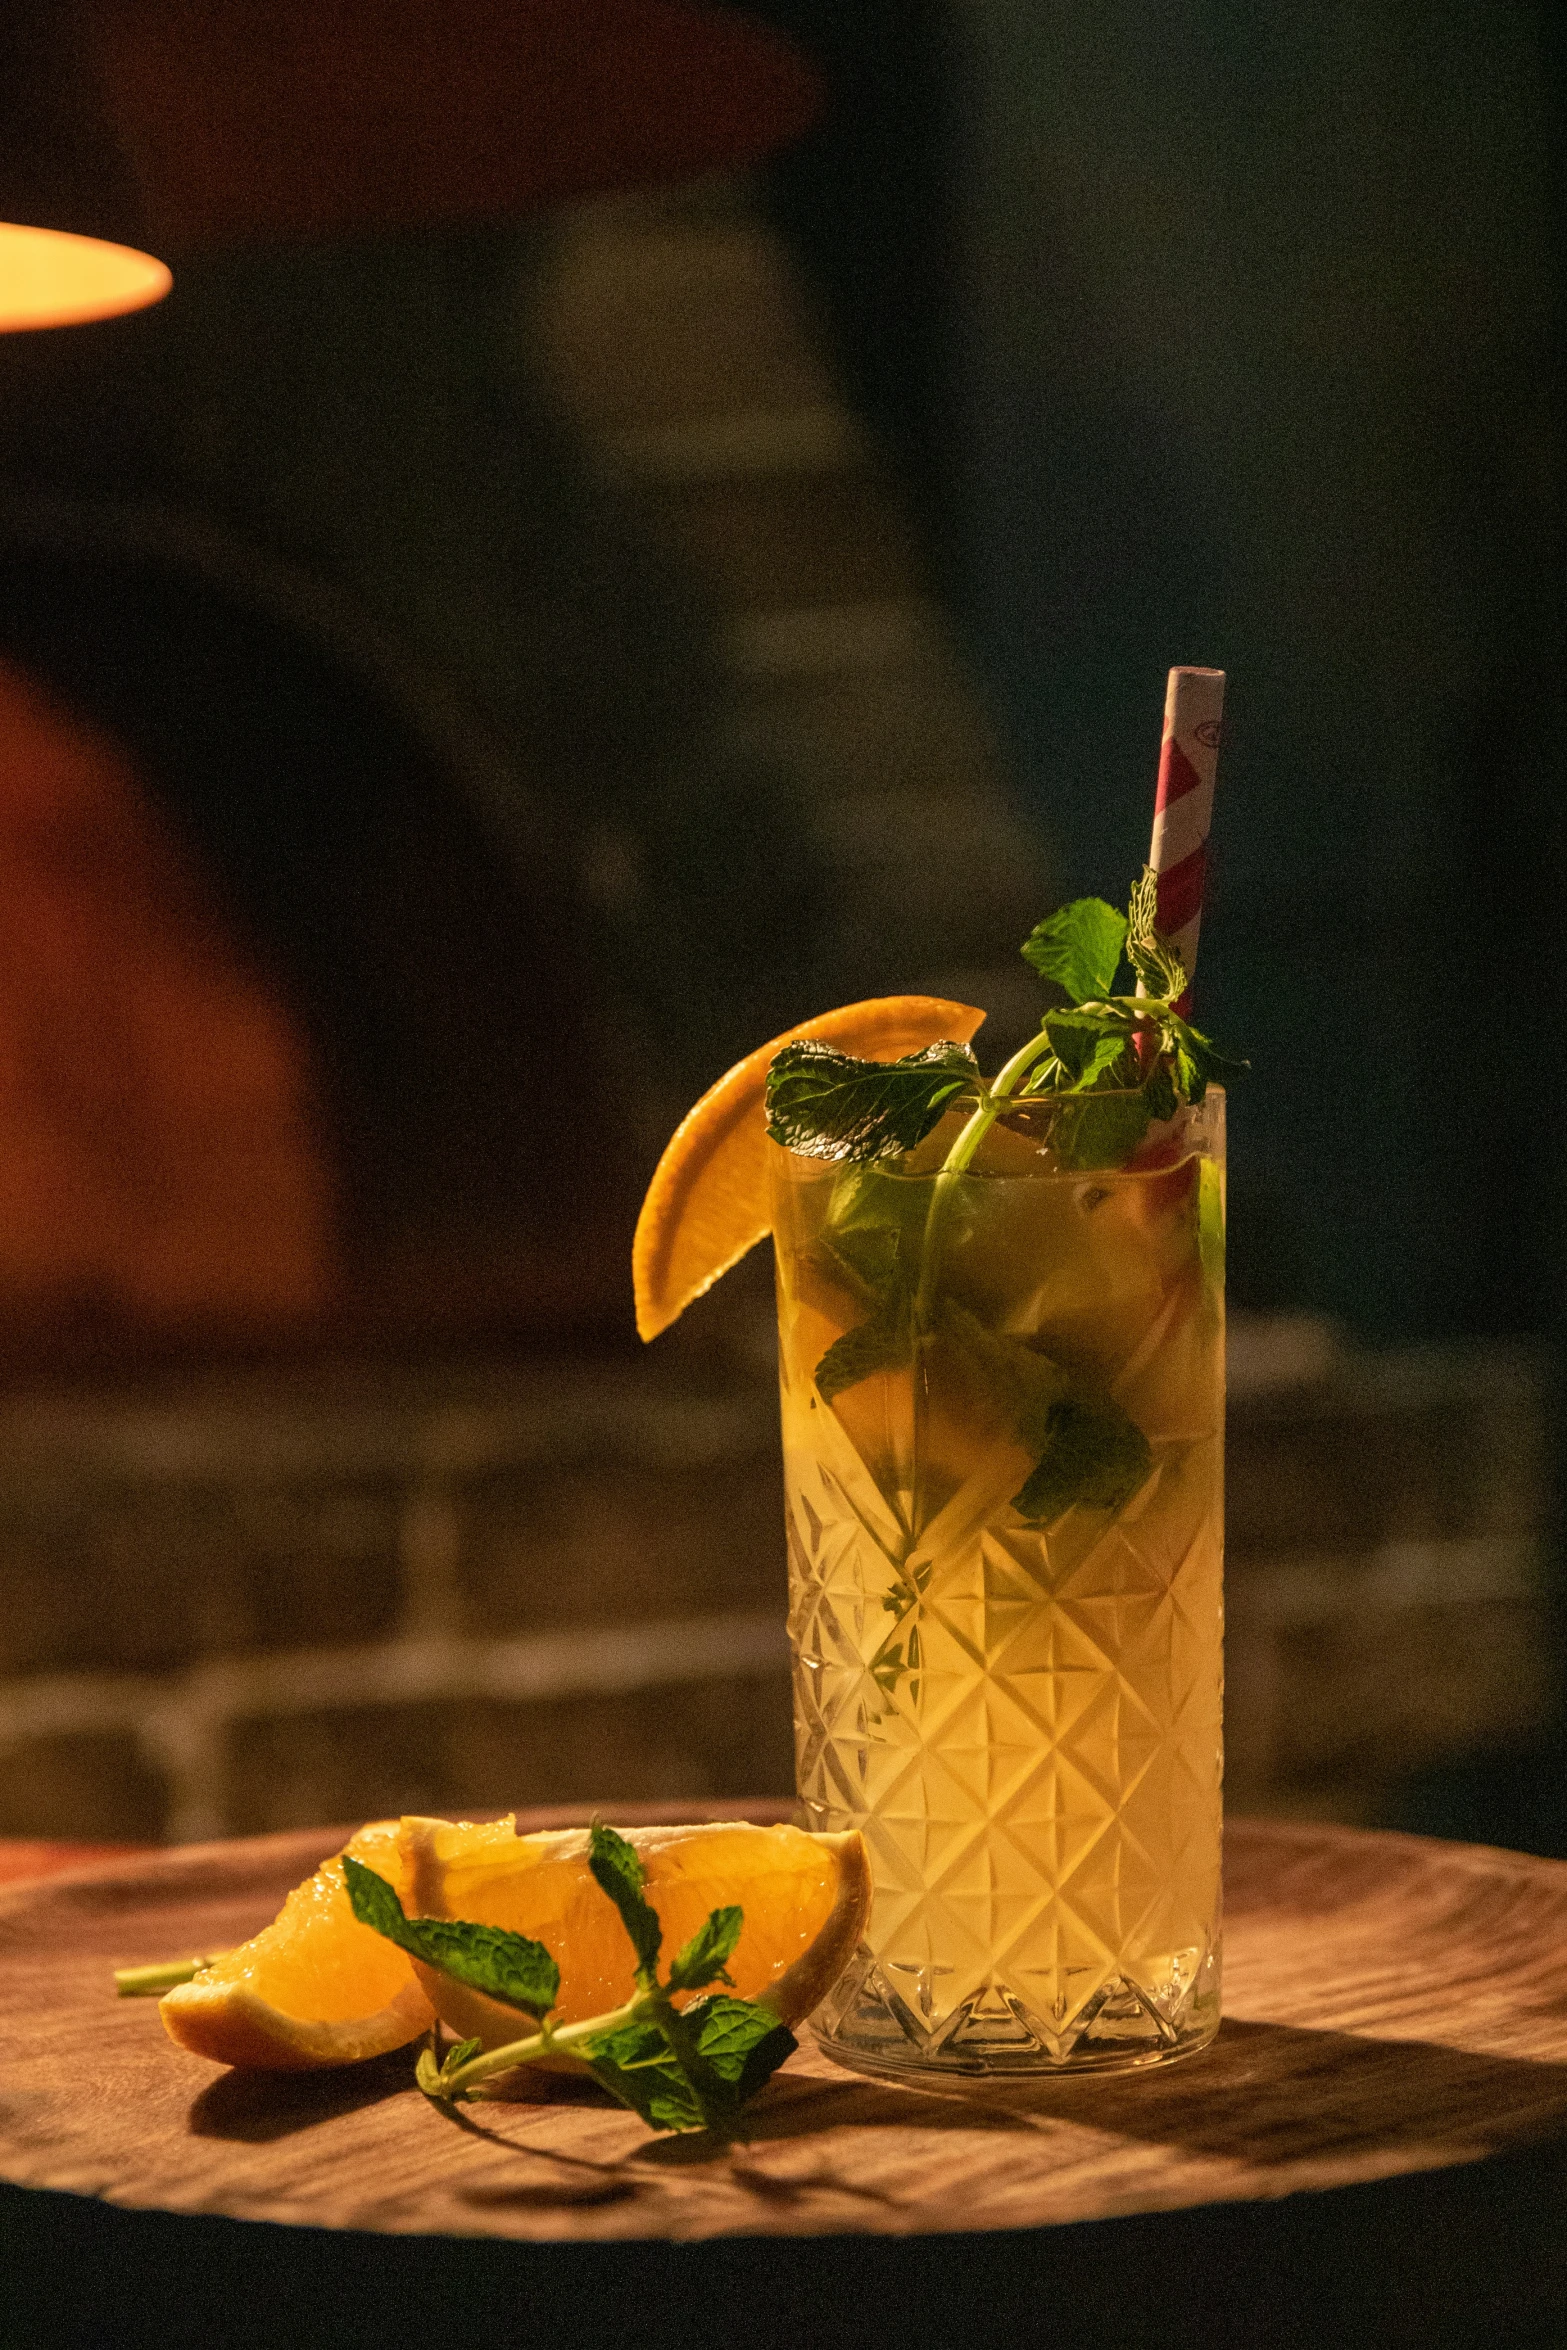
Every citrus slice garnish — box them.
[397,1814,871,2056]
[633,994,985,1341]
[159,1820,434,2071]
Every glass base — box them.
[812,1946,1221,2080]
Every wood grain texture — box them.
[3,1804,1567,2243]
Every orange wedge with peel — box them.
[633,994,985,1341]
[397,1814,871,2058]
[159,1819,434,2071]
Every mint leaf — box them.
[342,1851,406,1939]
[827,1161,933,1263]
[1169,1015,1249,1096]
[343,1856,561,2016]
[1144,1059,1178,1126]
[809,1166,942,1398]
[584,1996,796,2134]
[588,1821,662,1977]
[1039,1008,1138,1090]
[666,1905,743,1994]
[940,1300,1069,1435]
[583,2016,703,2132]
[937,1303,1151,1522]
[1051,1087,1154,1171]
[1021,898,1127,1003]
[1013,1395,1153,1521]
[1125,866,1187,1000]
[766,1041,980,1163]
[1172,1036,1205,1101]
[687,1994,796,2106]
[816,1221,897,1303]
[815,1292,912,1402]
[1072,1031,1135,1090]
[816,1164,939,1294]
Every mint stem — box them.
[910,989,1189,1330]
[912,1027,1057,1326]
[115,1957,218,1997]
[644,1986,729,2123]
[435,1993,647,2097]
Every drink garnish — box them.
[764,1040,983,1164]
[344,1822,796,2134]
[766,870,1241,1522]
[767,869,1244,1176]
[633,995,987,1341]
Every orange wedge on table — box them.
[159,1817,869,2072]
[398,1815,870,2057]
[159,1819,434,2071]
[633,994,986,1341]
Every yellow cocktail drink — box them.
[770,1090,1224,2074]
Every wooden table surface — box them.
[4,1803,1567,2250]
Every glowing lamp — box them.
[0,219,170,332]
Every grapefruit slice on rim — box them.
[398,1814,871,2057]
[633,993,985,1341]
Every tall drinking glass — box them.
[770,1089,1224,2076]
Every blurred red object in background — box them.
[0,654,331,1338]
[87,0,823,248]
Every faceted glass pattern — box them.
[771,1097,1224,2076]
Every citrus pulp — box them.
[398,1814,870,2055]
[159,1818,433,2071]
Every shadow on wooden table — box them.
[188,2047,418,2142]
[934,2017,1567,2171]
[630,2016,1567,2179]
[182,2015,1567,2186]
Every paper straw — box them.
[1146,665,1225,1015]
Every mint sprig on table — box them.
[765,870,1242,1524]
[343,1822,795,2135]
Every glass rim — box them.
[768,1085,1224,1181]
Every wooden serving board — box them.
[3,1804,1567,2244]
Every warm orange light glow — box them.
[0,221,171,332]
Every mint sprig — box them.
[345,1820,796,2134]
[586,1995,793,2133]
[1019,871,1245,1151]
[764,868,1242,1186]
[767,869,1238,1525]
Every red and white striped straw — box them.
[1146,665,1225,1015]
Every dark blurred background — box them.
[0,0,1560,1856]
